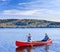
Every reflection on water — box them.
[16,46,32,52]
[45,45,49,52]
[16,45,50,52]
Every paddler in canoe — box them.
[41,33,50,41]
[26,33,32,42]
[26,33,33,47]
[36,33,50,42]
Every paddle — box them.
[30,42,33,47]
[29,40,33,47]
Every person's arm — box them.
[48,36,50,40]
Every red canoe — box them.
[16,39,52,47]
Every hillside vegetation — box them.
[0,19,60,28]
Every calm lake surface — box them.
[0,28,60,52]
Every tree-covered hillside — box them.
[0,19,60,28]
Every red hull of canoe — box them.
[16,39,52,47]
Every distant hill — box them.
[0,19,60,28]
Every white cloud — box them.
[1,8,60,22]
[2,9,55,16]
[18,3,27,5]
[2,9,38,15]
[2,9,60,15]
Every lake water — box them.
[0,28,60,52]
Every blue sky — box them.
[0,0,60,22]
